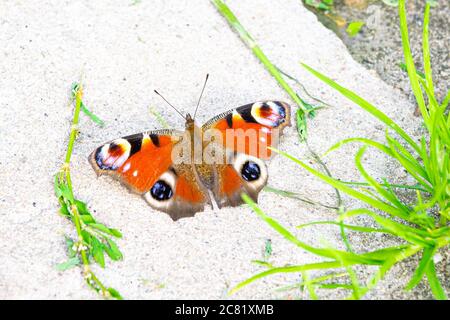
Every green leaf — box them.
[59,201,70,216]
[298,96,319,119]
[79,214,96,224]
[80,103,105,127]
[75,200,91,215]
[346,21,365,37]
[89,223,116,236]
[81,230,92,246]
[54,176,74,203]
[92,238,105,268]
[56,257,80,271]
[264,239,272,260]
[65,236,77,258]
[109,228,123,238]
[107,287,123,300]
[70,82,104,126]
[296,108,307,142]
[105,239,123,261]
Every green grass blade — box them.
[211,0,309,141]
[440,90,450,109]
[354,146,409,210]
[405,246,436,291]
[271,147,408,219]
[341,209,433,246]
[301,271,319,300]
[242,193,382,265]
[339,180,428,192]
[276,273,348,293]
[264,186,338,209]
[301,63,421,154]
[360,244,422,297]
[398,0,428,126]
[385,134,432,192]
[360,245,410,260]
[324,137,393,158]
[422,2,434,96]
[229,262,342,295]
[425,259,448,300]
[297,220,390,234]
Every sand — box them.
[0,0,436,299]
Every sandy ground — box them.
[0,0,439,299]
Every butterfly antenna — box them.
[154,90,185,119]
[193,73,209,120]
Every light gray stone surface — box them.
[0,0,432,299]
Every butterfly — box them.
[89,76,291,220]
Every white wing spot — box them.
[133,170,138,177]
[261,127,270,134]
[122,163,131,172]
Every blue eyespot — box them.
[150,180,173,201]
[241,161,261,181]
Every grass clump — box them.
[54,83,123,299]
[234,0,449,299]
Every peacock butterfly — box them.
[89,75,291,220]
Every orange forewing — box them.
[116,136,174,193]
[210,116,274,159]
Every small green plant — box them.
[233,0,449,299]
[55,83,123,299]
[346,21,365,37]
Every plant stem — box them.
[60,84,111,297]
[65,87,82,165]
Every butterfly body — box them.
[90,101,290,220]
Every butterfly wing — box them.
[202,101,291,159]
[201,101,291,208]
[211,152,268,208]
[89,129,211,220]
